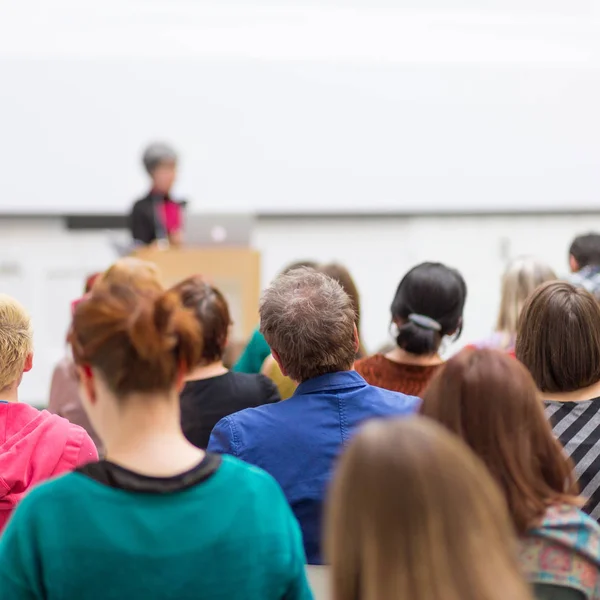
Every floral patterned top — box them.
[521,504,600,599]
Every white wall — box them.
[2,214,599,404]
[2,1,599,215]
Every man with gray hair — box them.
[208,268,420,564]
[129,142,184,247]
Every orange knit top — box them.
[355,354,442,397]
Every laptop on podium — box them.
[184,214,254,247]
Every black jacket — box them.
[129,192,185,245]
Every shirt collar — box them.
[294,370,367,396]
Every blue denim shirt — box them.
[208,370,420,564]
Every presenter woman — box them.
[129,142,184,247]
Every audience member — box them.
[355,262,466,396]
[100,256,162,290]
[326,418,533,600]
[319,262,367,358]
[568,233,600,300]
[233,259,317,374]
[0,294,97,533]
[262,261,366,399]
[48,272,103,452]
[209,268,420,564]
[48,259,161,455]
[175,276,280,449]
[517,282,600,522]
[422,348,600,599]
[472,256,556,353]
[0,282,311,599]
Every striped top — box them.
[545,397,600,520]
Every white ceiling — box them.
[0,1,598,62]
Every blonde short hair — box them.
[101,258,163,292]
[496,256,557,335]
[0,294,33,390]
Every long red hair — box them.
[421,348,581,534]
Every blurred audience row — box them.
[0,233,599,598]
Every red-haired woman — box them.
[0,279,311,600]
[421,348,600,600]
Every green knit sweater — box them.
[0,455,312,600]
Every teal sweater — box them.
[233,328,271,374]
[0,455,313,600]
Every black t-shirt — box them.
[180,372,280,449]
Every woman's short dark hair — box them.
[391,262,467,356]
[516,281,600,393]
[171,276,231,365]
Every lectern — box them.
[133,246,261,340]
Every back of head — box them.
[421,348,580,533]
[69,281,202,398]
[319,263,361,325]
[0,295,33,392]
[326,417,532,600]
[516,281,600,393]
[101,258,162,292]
[281,260,318,274]
[142,142,178,175]
[260,268,356,382]
[496,256,557,334]
[172,276,231,365]
[570,233,600,270]
[391,262,467,355]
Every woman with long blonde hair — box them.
[473,256,556,353]
[326,418,533,600]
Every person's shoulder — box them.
[40,409,89,438]
[533,504,600,567]
[217,455,286,496]
[232,372,279,395]
[131,193,153,212]
[219,454,275,482]
[355,354,396,380]
[228,371,265,385]
[225,399,283,426]
[363,383,421,415]
[37,411,97,460]
[13,471,89,513]
[355,353,384,370]
[543,504,600,532]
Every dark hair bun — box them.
[396,321,439,355]
[391,262,467,356]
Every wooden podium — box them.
[133,246,261,340]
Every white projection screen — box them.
[0,0,599,215]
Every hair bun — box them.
[126,291,193,362]
[396,321,439,355]
[70,282,203,397]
